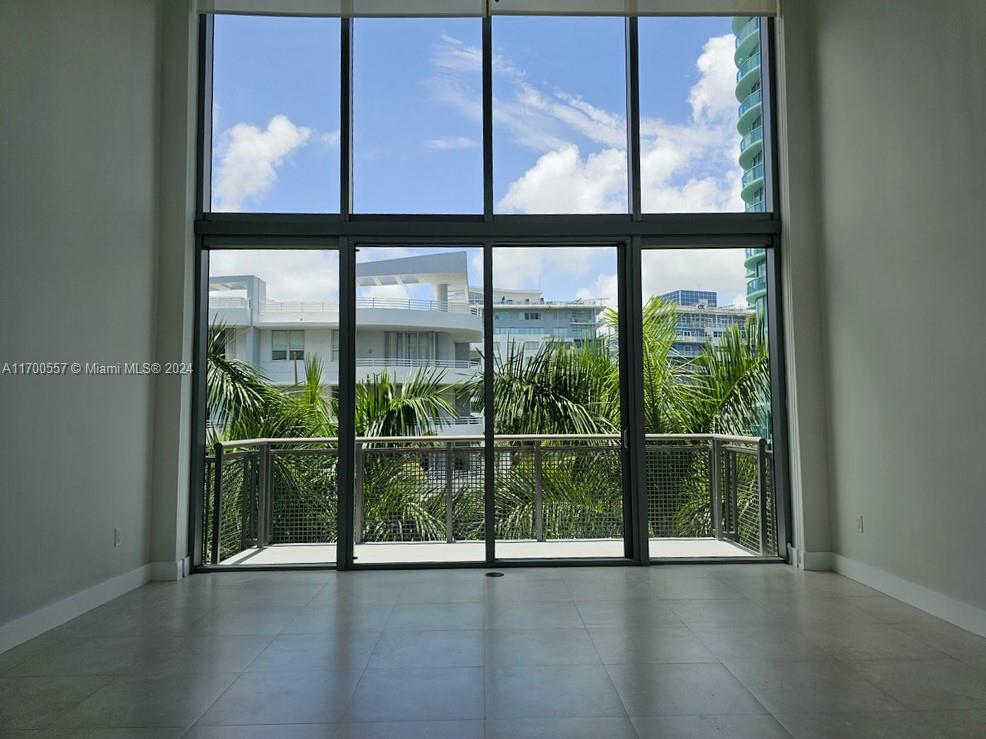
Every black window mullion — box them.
[625,17,642,220]
[340,18,354,218]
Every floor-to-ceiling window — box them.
[192,6,786,570]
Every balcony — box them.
[733,17,760,63]
[741,163,765,201]
[737,91,762,133]
[735,52,761,99]
[205,434,777,565]
[739,126,763,168]
[747,276,767,296]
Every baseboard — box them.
[795,549,834,571]
[833,554,986,639]
[149,557,190,581]
[0,564,151,654]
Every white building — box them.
[208,251,608,432]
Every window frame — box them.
[190,13,790,572]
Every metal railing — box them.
[735,17,760,46]
[747,276,767,295]
[740,126,763,152]
[742,163,765,188]
[355,358,480,370]
[738,90,762,118]
[204,434,776,564]
[255,298,481,315]
[736,52,761,81]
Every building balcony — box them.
[733,17,760,64]
[737,91,762,133]
[206,434,777,565]
[735,53,762,100]
[744,248,766,270]
[747,276,767,297]
[741,163,765,201]
[739,126,763,168]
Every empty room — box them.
[1,0,984,736]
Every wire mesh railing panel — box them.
[494,443,623,541]
[725,448,761,552]
[764,451,778,555]
[269,449,339,544]
[645,443,712,538]
[204,451,259,563]
[358,444,485,543]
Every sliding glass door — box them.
[492,245,628,561]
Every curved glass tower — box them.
[733,16,767,313]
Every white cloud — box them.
[689,34,742,124]
[427,136,478,150]
[492,246,613,292]
[498,146,627,214]
[640,249,748,304]
[213,114,312,212]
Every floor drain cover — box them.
[485,572,505,578]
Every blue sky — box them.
[210,15,755,308]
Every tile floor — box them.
[1,564,985,737]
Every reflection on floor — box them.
[221,538,755,566]
[4,565,985,736]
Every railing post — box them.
[445,441,455,544]
[757,437,769,555]
[709,436,722,540]
[353,442,364,545]
[534,440,544,542]
[211,443,223,564]
[257,441,270,548]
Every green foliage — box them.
[206,298,772,550]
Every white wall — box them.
[809,0,986,618]
[0,0,164,633]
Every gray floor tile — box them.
[773,711,948,738]
[851,659,986,710]
[198,669,362,725]
[385,602,485,631]
[486,665,626,719]
[397,580,488,604]
[0,634,70,674]
[487,716,638,738]
[724,660,905,714]
[184,727,336,739]
[54,673,237,728]
[246,632,380,672]
[346,667,485,721]
[917,709,986,738]
[801,623,949,661]
[574,600,682,628]
[485,601,584,630]
[2,730,187,738]
[192,605,302,635]
[485,628,600,667]
[284,602,396,633]
[370,629,485,668]
[666,599,782,627]
[588,626,716,664]
[691,626,832,663]
[895,621,986,659]
[632,714,792,738]
[334,720,485,738]
[483,578,575,603]
[607,662,765,717]
[0,675,113,729]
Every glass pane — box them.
[492,17,629,214]
[211,16,340,213]
[492,246,625,559]
[204,249,340,566]
[354,246,485,564]
[639,247,776,559]
[353,19,483,213]
[638,17,766,213]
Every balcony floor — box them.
[220,538,754,566]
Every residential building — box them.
[733,15,768,313]
[659,289,752,359]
